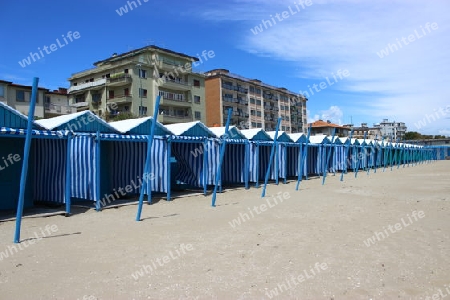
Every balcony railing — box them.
[162,77,190,86]
[69,79,106,93]
[107,94,133,103]
[44,103,76,114]
[107,74,132,85]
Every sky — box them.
[0,0,449,135]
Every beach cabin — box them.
[240,129,277,186]
[36,111,119,210]
[308,135,330,176]
[103,116,173,205]
[266,131,293,184]
[165,121,218,195]
[0,102,41,210]
[208,126,249,188]
[286,132,308,178]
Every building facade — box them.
[374,119,407,140]
[204,69,307,133]
[309,120,350,137]
[67,46,206,124]
[348,123,382,140]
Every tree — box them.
[404,131,422,140]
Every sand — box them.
[0,161,449,300]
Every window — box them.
[89,78,94,82]
[194,111,201,120]
[139,69,147,78]
[257,122,262,128]
[45,96,50,103]
[124,69,129,74]
[250,86,255,93]
[75,95,84,103]
[250,98,255,104]
[139,106,147,115]
[286,116,290,121]
[139,88,147,98]
[0,86,4,97]
[251,110,255,116]
[194,95,200,103]
[193,79,200,87]
[124,105,130,111]
[16,90,25,102]
[282,126,286,131]
[251,122,256,127]
[74,82,78,86]
[256,111,261,117]
[105,74,111,78]
[159,90,184,101]
[108,90,114,99]
[92,94,101,102]
[256,99,261,106]
[124,88,129,96]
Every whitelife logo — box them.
[265,262,328,298]
[363,210,425,247]
[131,244,194,280]
[229,192,291,228]
[376,22,439,58]
[250,1,313,35]
[18,31,81,68]
[0,225,59,262]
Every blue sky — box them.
[1,0,449,135]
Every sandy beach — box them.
[1,161,449,300]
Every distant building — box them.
[347,122,382,140]
[0,80,75,118]
[374,119,407,140]
[309,120,350,136]
[67,45,206,124]
[204,69,307,133]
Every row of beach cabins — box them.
[0,101,448,215]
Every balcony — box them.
[160,78,192,91]
[44,103,77,115]
[157,113,193,124]
[159,94,192,107]
[107,94,133,104]
[69,79,106,93]
[107,74,132,87]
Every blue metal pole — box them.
[296,124,312,190]
[261,118,281,198]
[244,141,249,190]
[203,139,208,196]
[355,132,367,178]
[322,128,336,185]
[65,134,72,216]
[14,77,39,243]
[136,95,161,221]
[166,139,171,201]
[95,131,101,211]
[340,129,353,181]
[255,141,259,188]
[211,108,232,207]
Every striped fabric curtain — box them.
[110,138,169,194]
[34,139,67,203]
[222,143,246,184]
[171,142,202,187]
[70,135,97,201]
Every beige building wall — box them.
[67,46,206,124]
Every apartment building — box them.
[67,45,206,124]
[348,123,382,140]
[204,69,307,133]
[374,119,407,140]
[0,80,77,119]
[44,88,78,117]
[309,120,350,137]
[0,80,46,118]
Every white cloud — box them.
[196,0,450,135]
[308,105,344,125]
